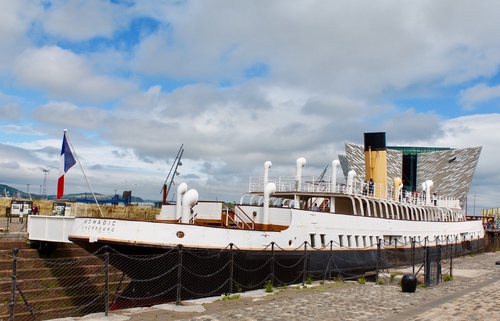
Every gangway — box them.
[27,215,75,243]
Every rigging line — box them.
[64,130,104,217]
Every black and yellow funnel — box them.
[364,132,387,199]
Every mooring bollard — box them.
[401,273,417,293]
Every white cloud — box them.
[459,83,500,110]
[0,0,42,72]
[42,0,129,41]
[430,114,500,210]
[32,101,108,130]
[130,1,500,98]
[0,104,22,120]
[14,46,137,103]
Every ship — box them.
[67,132,485,306]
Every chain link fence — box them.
[0,236,485,321]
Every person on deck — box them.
[368,179,375,196]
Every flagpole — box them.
[63,130,104,218]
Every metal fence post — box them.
[104,249,109,316]
[302,242,307,286]
[450,242,454,278]
[328,241,333,281]
[176,244,183,305]
[394,239,398,269]
[437,244,442,283]
[376,238,381,279]
[9,248,18,321]
[6,208,10,231]
[229,243,234,294]
[412,238,416,275]
[270,242,275,285]
[424,244,430,287]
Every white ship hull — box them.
[69,202,484,251]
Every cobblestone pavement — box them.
[60,251,500,321]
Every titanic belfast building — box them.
[339,140,481,208]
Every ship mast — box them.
[161,144,184,205]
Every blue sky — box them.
[1,0,500,213]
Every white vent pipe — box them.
[181,189,199,224]
[331,160,340,192]
[425,180,433,205]
[175,183,188,220]
[263,182,276,225]
[346,170,356,194]
[295,157,306,191]
[264,161,272,187]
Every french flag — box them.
[57,131,76,199]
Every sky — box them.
[1,0,500,214]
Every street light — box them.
[42,169,50,200]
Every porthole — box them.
[288,240,293,246]
[176,231,185,238]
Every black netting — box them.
[0,236,486,320]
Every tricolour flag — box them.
[57,131,76,199]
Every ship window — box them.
[339,235,344,247]
[355,235,359,248]
[320,234,326,247]
[369,236,374,247]
[310,234,316,248]
[362,236,367,247]
[347,235,352,247]
[176,231,185,238]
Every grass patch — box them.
[264,280,274,293]
[220,294,240,301]
[442,274,453,282]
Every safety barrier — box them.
[0,237,485,320]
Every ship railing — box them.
[231,205,255,229]
[352,178,461,208]
[248,176,343,193]
[249,176,461,209]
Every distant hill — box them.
[0,184,146,203]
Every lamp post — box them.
[42,169,50,200]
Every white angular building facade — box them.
[341,142,481,207]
